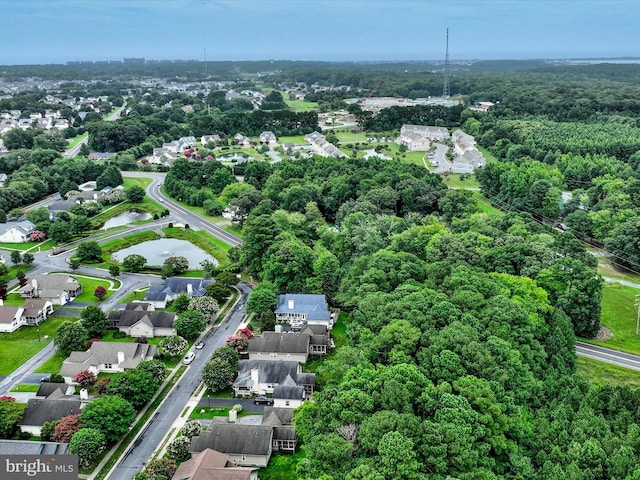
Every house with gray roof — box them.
[19,274,82,305]
[190,425,273,468]
[261,407,298,453]
[0,220,35,243]
[144,277,213,308]
[272,377,305,409]
[18,392,82,436]
[171,448,258,480]
[247,331,311,363]
[0,439,69,455]
[304,131,347,158]
[232,360,315,399]
[0,306,24,333]
[60,341,157,383]
[259,131,277,145]
[108,303,176,338]
[274,294,333,329]
[22,298,53,326]
[35,382,75,398]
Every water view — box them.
[102,210,152,229]
[111,238,216,268]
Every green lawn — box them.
[284,99,317,112]
[34,351,67,374]
[72,276,115,303]
[189,406,249,419]
[335,131,368,143]
[0,240,50,252]
[577,356,640,388]
[581,282,640,354]
[596,257,640,283]
[10,384,40,392]
[278,135,307,145]
[478,146,499,164]
[65,132,88,150]
[119,287,150,304]
[259,449,306,480]
[472,192,503,216]
[0,315,77,376]
[443,173,481,189]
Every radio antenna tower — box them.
[442,28,450,98]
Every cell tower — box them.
[442,28,450,99]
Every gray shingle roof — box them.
[247,332,310,354]
[0,440,69,455]
[108,309,175,328]
[272,385,305,400]
[19,397,81,427]
[36,382,70,398]
[261,407,294,426]
[0,220,35,237]
[60,342,157,377]
[234,360,300,388]
[190,425,273,456]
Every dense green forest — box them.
[159,150,629,478]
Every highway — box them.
[576,341,640,371]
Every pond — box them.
[102,210,152,229]
[111,238,217,268]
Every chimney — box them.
[251,368,259,392]
[275,324,283,333]
[229,409,237,423]
[287,299,294,310]
[117,351,125,364]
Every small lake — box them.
[102,210,152,229]
[111,238,217,268]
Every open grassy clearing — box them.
[72,276,114,302]
[284,99,317,112]
[596,256,640,283]
[581,282,640,354]
[443,173,481,189]
[65,132,88,150]
[577,356,640,388]
[0,315,77,376]
[278,135,307,145]
[472,192,503,216]
[189,406,250,419]
[0,240,54,252]
[478,146,499,164]
[334,131,368,143]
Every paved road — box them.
[63,135,88,158]
[602,276,640,289]
[576,341,640,371]
[432,143,452,173]
[106,282,252,480]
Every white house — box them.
[0,220,35,243]
[0,306,25,333]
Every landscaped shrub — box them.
[113,331,126,339]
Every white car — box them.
[183,351,196,365]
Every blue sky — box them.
[1,0,638,65]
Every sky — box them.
[1,0,639,65]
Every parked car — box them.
[254,395,273,405]
[183,351,196,365]
[195,341,205,350]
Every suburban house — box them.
[0,220,35,243]
[0,439,69,455]
[274,294,334,329]
[0,306,24,333]
[259,131,278,145]
[22,298,54,326]
[107,303,176,338]
[60,341,158,383]
[304,131,347,158]
[396,130,431,152]
[19,275,82,306]
[35,382,75,398]
[247,331,312,363]
[232,360,315,399]
[272,378,305,409]
[233,133,252,147]
[261,407,298,452]
[190,425,273,468]
[451,129,485,173]
[400,124,450,141]
[200,134,221,146]
[144,277,213,309]
[171,448,258,480]
[18,391,82,436]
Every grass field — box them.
[596,257,640,283]
[65,132,88,150]
[10,384,40,392]
[284,99,317,112]
[478,146,499,164]
[472,192,503,216]
[443,173,481,189]
[258,449,306,480]
[0,315,77,376]
[581,282,640,354]
[577,356,640,388]
[189,406,250,419]
[278,135,307,145]
[335,131,368,143]
[73,276,115,302]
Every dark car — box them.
[254,395,273,405]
